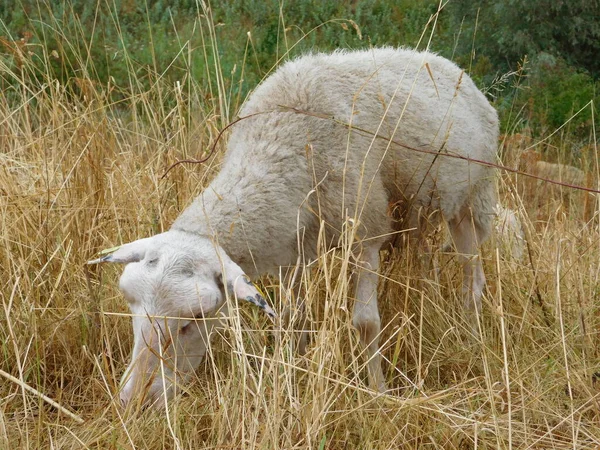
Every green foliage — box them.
[1,0,598,139]
[523,54,598,135]
[447,0,600,77]
[0,0,443,91]
[212,0,441,91]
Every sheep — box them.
[88,47,499,407]
[519,149,594,220]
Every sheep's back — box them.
[233,48,497,226]
[178,48,499,273]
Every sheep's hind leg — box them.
[352,244,387,392]
[448,211,486,318]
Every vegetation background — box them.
[1,0,599,448]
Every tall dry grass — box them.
[2,7,600,450]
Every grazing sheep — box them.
[536,161,586,186]
[519,149,587,187]
[89,48,499,407]
[519,149,594,220]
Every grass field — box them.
[2,6,600,449]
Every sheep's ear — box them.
[222,259,277,319]
[87,238,152,264]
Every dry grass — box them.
[2,12,600,450]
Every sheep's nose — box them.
[119,388,132,408]
[119,380,168,409]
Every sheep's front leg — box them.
[352,244,387,392]
[281,282,309,355]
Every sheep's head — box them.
[88,230,275,408]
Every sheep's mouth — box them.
[180,313,205,335]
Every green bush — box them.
[498,54,599,137]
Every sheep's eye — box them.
[147,258,158,266]
[181,268,195,277]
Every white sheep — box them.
[89,47,499,407]
[519,149,595,220]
